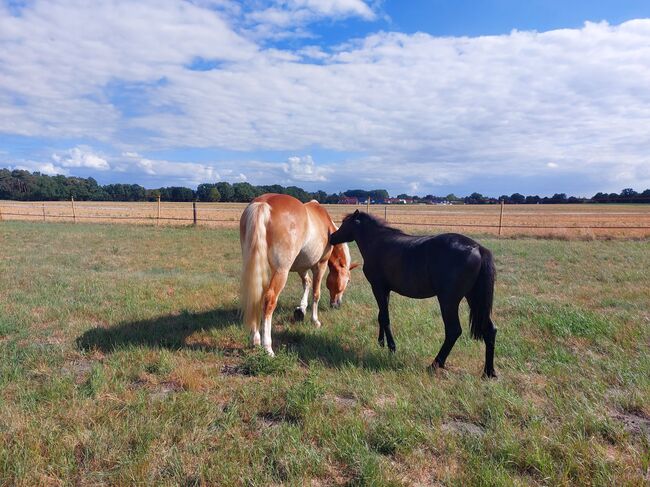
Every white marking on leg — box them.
[251,330,261,347]
[312,296,321,328]
[262,314,274,356]
[299,273,311,313]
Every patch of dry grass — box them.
[2,201,650,238]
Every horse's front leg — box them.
[294,270,311,322]
[261,269,289,356]
[371,284,394,352]
[310,261,327,328]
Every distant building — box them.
[384,197,413,204]
[338,196,359,204]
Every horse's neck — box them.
[354,231,376,258]
[356,225,398,256]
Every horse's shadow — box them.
[76,306,402,371]
[274,327,406,372]
[76,308,241,353]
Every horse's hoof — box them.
[313,320,322,328]
[293,307,305,322]
[428,360,444,373]
[482,370,497,380]
[388,344,396,353]
[378,338,385,348]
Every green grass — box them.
[0,221,649,486]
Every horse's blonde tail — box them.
[240,202,272,333]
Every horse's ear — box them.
[353,209,359,216]
[350,262,360,270]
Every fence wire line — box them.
[3,210,650,230]
[5,202,650,214]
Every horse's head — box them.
[326,242,359,308]
[330,210,361,246]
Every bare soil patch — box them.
[441,419,485,438]
[610,411,650,442]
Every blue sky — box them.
[1,0,650,196]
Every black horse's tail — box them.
[467,246,496,341]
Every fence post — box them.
[366,198,370,213]
[193,200,197,226]
[384,205,387,221]
[71,196,76,223]
[498,200,504,237]
[0,204,3,221]
[157,194,161,226]
[42,203,46,222]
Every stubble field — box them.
[0,221,649,485]
[2,201,650,238]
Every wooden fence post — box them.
[498,200,504,237]
[42,203,46,222]
[193,201,197,226]
[366,198,370,213]
[157,194,161,226]
[0,204,3,221]
[384,205,387,221]
[71,196,76,223]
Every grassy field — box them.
[1,221,649,486]
[3,201,650,238]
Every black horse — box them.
[330,210,497,378]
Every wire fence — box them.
[2,199,650,239]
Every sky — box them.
[1,0,650,197]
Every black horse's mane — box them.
[344,211,407,236]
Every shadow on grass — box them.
[274,327,407,372]
[76,308,241,353]
[76,307,403,371]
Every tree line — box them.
[1,168,649,204]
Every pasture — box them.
[0,221,649,485]
[2,201,650,238]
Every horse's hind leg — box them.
[432,297,462,370]
[261,269,289,356]
[294,270,311,322]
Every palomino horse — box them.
[330,210,498,378]
[240,194,357,356]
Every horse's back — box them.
[249,194,308,269]
[369,232,483,298]
[248,194,332,272]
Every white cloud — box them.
[298,45,330,60]
[0,0,256,139]
[249,0,374,24]
[52,147,110,170]
[294,0,375,19]
[547,162,559,168]
[1,2,650,193]
[284,155,328,181]
[120,152,219,185]
[14,161,68,175]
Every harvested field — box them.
[2,201,650,238]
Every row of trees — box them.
[1,169,649,204]
[0,170,340,203]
